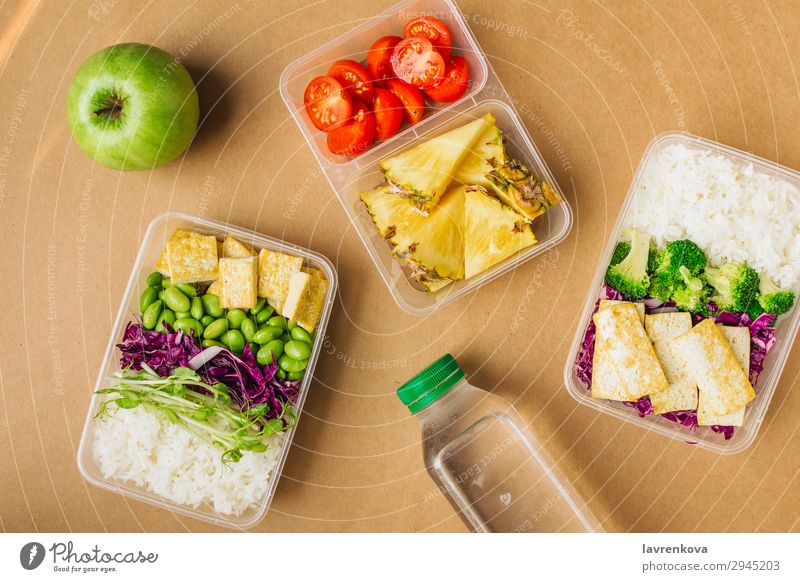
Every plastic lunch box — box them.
[76,212,337,528]
[279,0,572,315]
[563,132,800,455]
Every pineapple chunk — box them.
[486,159,561,222]
[379,114,491,211]
[257,249,303,313]
[282,268,328,332]
[222,236,256,258]
[218,257,258,309]
[464,186,537,278]
[454,114,504,187]
[360,186,423,243]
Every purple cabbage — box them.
[117,321,201,377]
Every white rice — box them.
[92,405,285,517]
[623,143,800,289]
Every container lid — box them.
[397,354,465,413]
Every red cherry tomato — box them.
[371,88,404,140]
[328,59,373,104]
[423,56,470,102]
[383,79,425,125]
[390,36,445,89]
[327,101,375,156]
[366,35,401,85]
[303,75,352,131]
[403,16,452,61]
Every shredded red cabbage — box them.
[574,287,778,441]
[117,321,201,377]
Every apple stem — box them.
[94,96,124,120]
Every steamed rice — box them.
[92,405,285,516]
[623,143,800,289]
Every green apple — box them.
[67,43,199,170]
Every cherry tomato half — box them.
[328,59,373,104]
[423,56,470,103]
[327,101,375,156]
[390,36,445,89]
[403,16,452,61]
[372,88,404,140]
[383,79,425,125]
[366,35,402,85]
[303,75,352,132]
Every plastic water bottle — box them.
[397,354,601,532]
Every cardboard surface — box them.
[1,0,799,532]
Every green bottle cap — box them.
[396,354,465,413]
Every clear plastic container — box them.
[398,355,600,532]
[76,212,337,529]
[563,132,800,455]
[280,0,572,314]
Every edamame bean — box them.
[158,289,165,300]
[252,327,282,344]
[250,298,266,315]
[247,342,258,356]
[174,283,197,297]
[256,306,275,323]
[190,297,204,320]
[202,339,226,348]
[201,315,215,327]
[267,315,287,329]
[227,309,247,330]
[223,330,245,353]
[162,277,171,287]
[139,286,159,313]
[142,300,163,330]
[240,318,257,342]
[175,317,203,336]
[290,326,312,344]
[175,311,191,320]
[277,369,287,380]
[256,339,284,365]
[201,293,224,317]
[163,287,191,312]
[278,354,307,373]
[284,340,311,360]
[280,333,291,343]
[203,318,229,339]
[155,309,176,332]
[288,320,297,330]
[287,371,305,381]
[146,271,163,287]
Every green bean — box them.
[146,272,163,287]
[139,287,159,313]
[203,318,229,339]
[268,315,287,329]
[142,300,163,330]
[250,298,266,315]
[278,354,307,373]
[223,330,245,353]
[174,283,197,297]
[190,297,204,320]
[240,318,257,342]
[227,309,247,330]
[155,309,176,333]
[163,287,191,312]
[287,371,305,381]
[175,317,203,337]
[252,327,283,344]
[290,326,312,344]
[256,306,275,323]
[175,311,191,320]
[201,293,224,318]
[202,339,226,348]
[284,340,311,360]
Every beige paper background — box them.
[1,0,799,532]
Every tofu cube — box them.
[282,267,328,333]
[218,257,258,309]
[166,230,219,284]
[257,249,303,312]
[222,236,255,258]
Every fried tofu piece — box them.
[206,279,222,297]
[282,268,328,333]
[217,257,258,309]
[257,249,303,312]
[672,319,755,417]
[591,301,646,400]
[696,326,751,426]
[600,300,645,324]
[591,303,669,401]
[645,313,697,414]
[156,248,170,275]
[222,236,256,258]
[166,229,219,284]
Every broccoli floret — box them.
[704,262,760,314]
[758,276,796,316]
[610,242,631,266]
[671,266,710,314]
[605,229,651,298]
[647,247,660,274]
[648,239,707,301]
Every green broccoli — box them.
[647,247,660,274]
[610,241,631,266]
[758,275,796,316]
[605,229,651,298]
[704,262,760,314]
[671,266,710,314]
[648,239,707,301]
